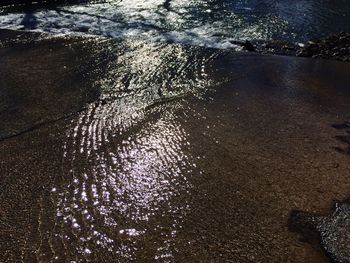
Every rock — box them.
[299,32,350,61]
[289,199,350,263]
[243,40,255,52]
[252,32,350,61]
[230,40,256,52]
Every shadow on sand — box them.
[332,119,350,156]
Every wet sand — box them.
[0,30,350,262]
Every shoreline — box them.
[251,32,350,62]
[1,27,349,62]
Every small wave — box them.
[0,2,288,50]
[0,11,238,49]
[1,0,350,48]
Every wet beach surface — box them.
[1,30,350,262]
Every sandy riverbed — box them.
[0,30,349,262]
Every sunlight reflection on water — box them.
[50,41,217,261]
[1,0,350,48]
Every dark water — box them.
[1,0,350,48]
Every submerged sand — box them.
[0,30,350,262]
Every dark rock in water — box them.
[296,32,350,61]
[230,40,256,52]
[253,39,299,56]
[243,40,255,52]
[289,199,350,263]
[252,32,350,62]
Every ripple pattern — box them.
[44,41,216,261]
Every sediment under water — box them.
[1,31,350,262]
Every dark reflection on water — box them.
[20,11,37,30]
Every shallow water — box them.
[1,32,350,262]
[1,0,350,48]
[1,1,350,262]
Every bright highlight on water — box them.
[1,0,350,49]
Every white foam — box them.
[0,2,284,49]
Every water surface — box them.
[1,32,350,262]
[1,1,350,262]
[1,0,350,48]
